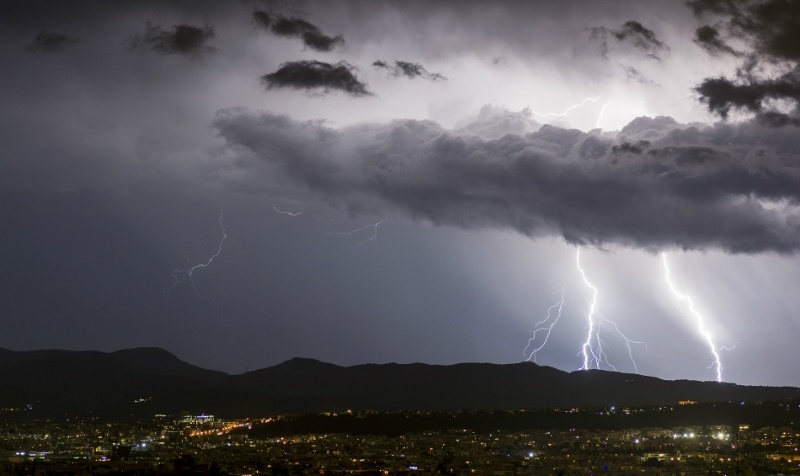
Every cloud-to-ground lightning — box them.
[164,210,248,368]
[524,97,646,371]
[661,252,724,382]
[324,221,382,250]
[166,210,227,299]
[576,247,647,373]
[530,96,602,119]
[524,248,646,372]
[272,204,303,216]
[524,282,566,362]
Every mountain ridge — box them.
[0,347,797,419]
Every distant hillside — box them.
[0,348,797,419]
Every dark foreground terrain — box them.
[1,347,798,419]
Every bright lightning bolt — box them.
[324,221,382,250]
[576,247,601,369]
[272,204,303,216]
[524,282,566,362]
[530,96,601,118]
[661,252,724,382]
[524,248,646,371]
[576,247,646,372]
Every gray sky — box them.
[3,0,800,386]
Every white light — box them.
[662,252,724,382]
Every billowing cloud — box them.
[591,20,669,60]
[690,0,800,121]
[261,60,371,97]
[456,105,541,138]
[373,60,446,81]
[128,23,214,56]
[26,30,79,53]
[214,108,800,254]
[253,10,343,52]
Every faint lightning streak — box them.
[661,252,723,382]
[324,221,382,249]
[166,210,227,299]
[163,210,248,369]
[272,204,302,216]
[524,282,567,362]
[576,248,646,372]
[595,100,611,129]
[530,96,601,118]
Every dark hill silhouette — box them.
[0,348,797,419]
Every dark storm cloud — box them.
[590,20,669,60]
[128,23,214,56]
[373,60,446,81]
[261,60,371,97]
[690,0,800,121]
[253,10,343,52]
[214,108,800,254]
[688,0,800,61]
[252,10,272,29]
[693,25,741,56]
[26,30,79,53]
[696,70,800,118]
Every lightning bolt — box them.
[324,221,382,250]
[595,100,611,129]
[166,210,227,299]
[576,247,647,372]
[524,282,567,362]
[524,248,646,372]
[530,96,601,119]
[661,252,724,382]
[272,204,303,216]
[164,210,248,369]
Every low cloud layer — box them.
[373,60,446,81]
[214,108,800,254]
[253,10,343,52]
[261,60,371,96]
[128,23,214,56]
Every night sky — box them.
[3,0,800,386]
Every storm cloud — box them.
[373,60,446,81]
[591,20,669,60]
[261,60,371,96]
[691,0,800,120]
[128,23,214,56]
[253,10,343,52]
[26,30,79,53]
[693,25,741,57]
[696,70,800,118]
[214,108,800,254]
